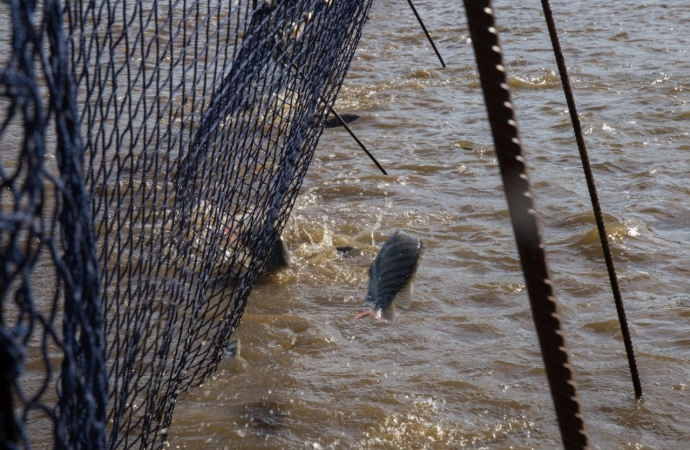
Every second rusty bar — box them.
[461,2,590,449]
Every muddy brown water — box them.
[4,0,690,448]
[169,1,690,448]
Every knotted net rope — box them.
[0,0,372,448]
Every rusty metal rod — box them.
[461,1,591,448]
[540,0,642,399]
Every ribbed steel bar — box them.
[461,2,590,449]
[540,0,642,399]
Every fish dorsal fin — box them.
[394,281,413,309]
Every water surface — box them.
[166,0,689,448]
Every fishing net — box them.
[0,0,372,448]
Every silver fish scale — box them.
[365,232,423,310]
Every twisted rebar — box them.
[540,0,642,399]
[461,2,591,448]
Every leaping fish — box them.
[356,232,424,321]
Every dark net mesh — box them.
[0,0,372,448]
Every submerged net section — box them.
[0,0,372,448]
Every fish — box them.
[264,235,290,271]
[356,231,424,321]
[224,339,240,359]
[335,245,359,256]
[233,215,290,273]
[324,113,360,128]
[234,400,289,437]
[185,201,290,277]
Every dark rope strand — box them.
[326,104,387,175]
[540,0,642,399]
[462,2,591,448]
[0,328,20,446]
[46,0,109,444]
[405,0,446,68]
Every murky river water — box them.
[3,0,688,448]
[163,1,690,448]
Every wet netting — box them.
[0,0,372,448]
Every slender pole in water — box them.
[462,2,591,449]
[405,0,446,68]
[324,104,388,175]
[280,54,388,175]
[540,0,642,399]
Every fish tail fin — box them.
[394,281,414,309]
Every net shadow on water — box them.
[1,0,373,448]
